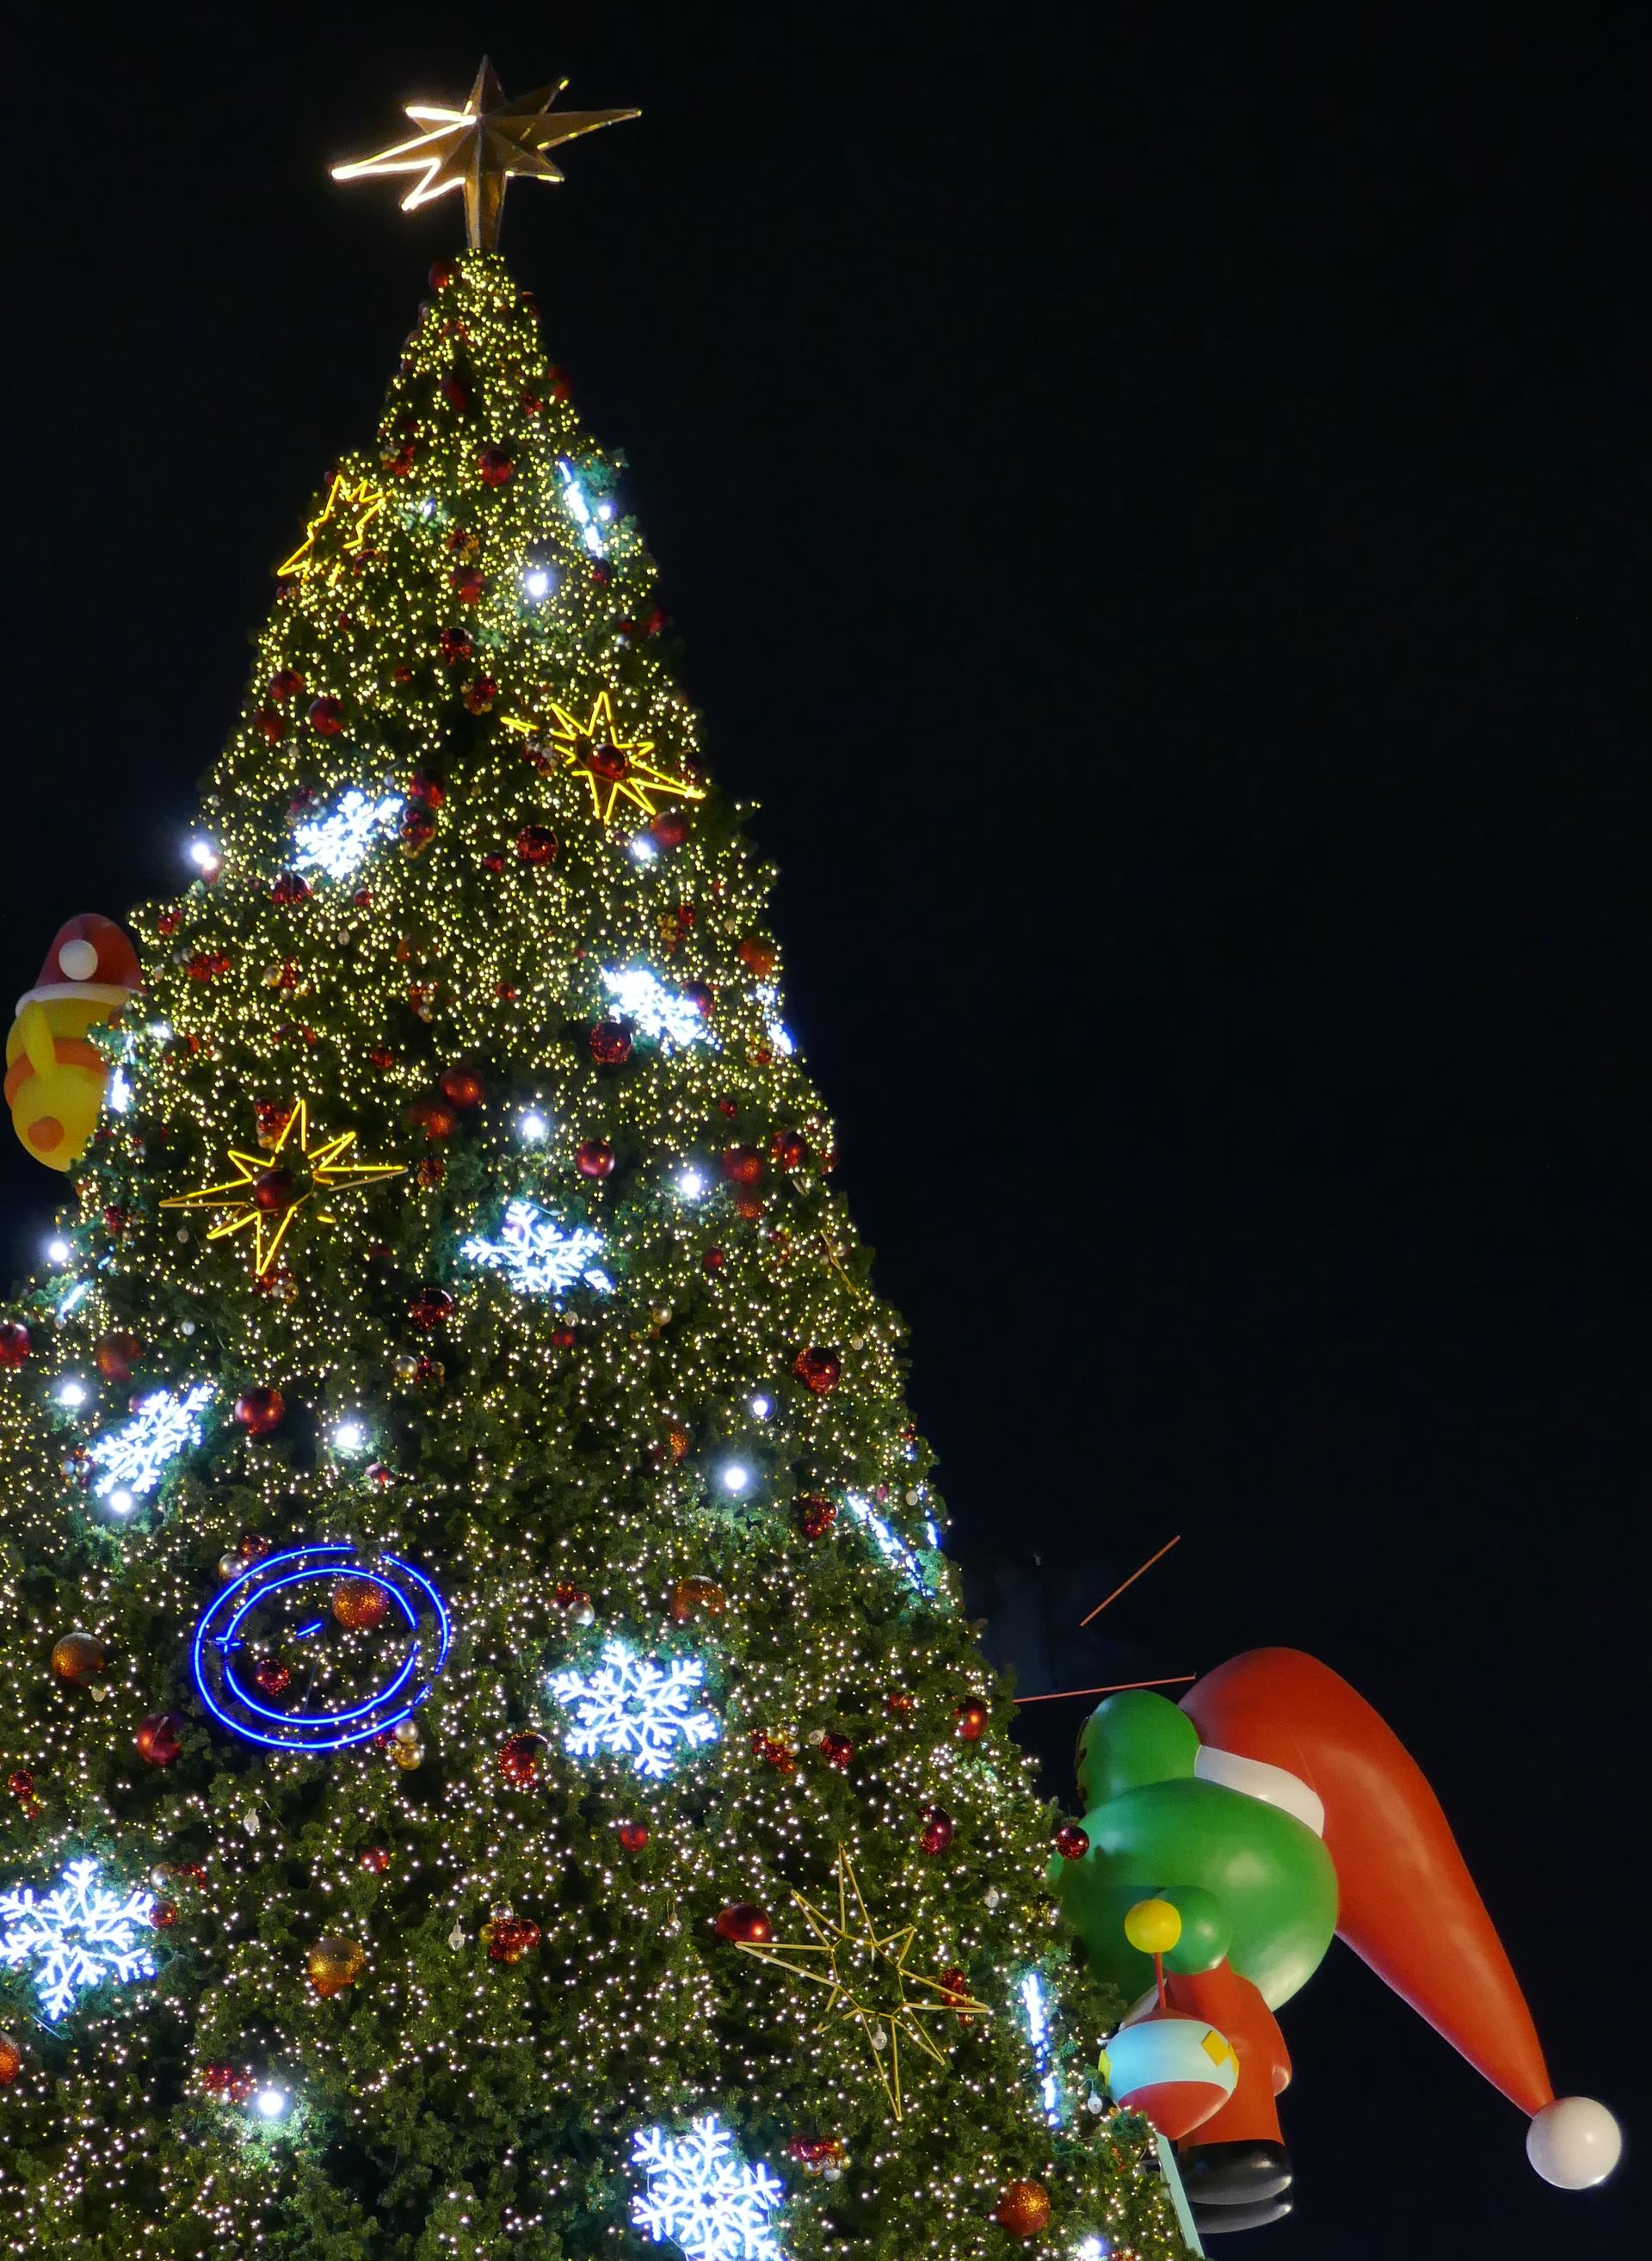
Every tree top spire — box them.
[331,56,638,252]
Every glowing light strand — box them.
[1020,1971,1064,2125]
[631,2116,787,2261]
[0,1858,157,2021]
[843,1492,932,1595]
[550,1641,719,1778]
[460,1199,613,1298]
[90,1381,215,1500]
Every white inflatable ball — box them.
[1526,2097,1622,2189]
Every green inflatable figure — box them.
[1051,1648,1620,2239]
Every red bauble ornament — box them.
[551,1322,578,1350]
[462,675,497,714]
[252,1656,292,1698]
[484,1915,540,1964]
[252,1167,298,1213]
[271,870,311,905]
[233,1386,286,1437]
[135,1711,184,1768]
[575,1138,616,1180]
[995,2181,1052,2239]
[798,1494,836,1540]
[269,668,305,703]
[614,1819,650,1852]
[253,705,283,744]
[817,1731,854,1771]
[650,810,689,849]
[477,445,515,486]
[439,1064,486,1108]
[449,565,484,605]
[0,2035,26,2085]
[239,1531,274,1563]
[770,1128,807,1170]
[496,1733,545,1790]
[720,1145,763,1186]
[331,1580,390,1633]
[737,936,776,979]
[438,624,473,665]
[0,1321,32,1368]
[919,1806,955,1857]
[428,261,454,289]
[712,1902,773,1944]
[361,1845,391,1873]
[702,1247,726,1274]
[938,1966,976,2015]
[307,694,345,735]
[1053,1823,1091,1861]
[408,1286,455,1331]
[515,824,558,866]
[8,1770,34,1801]
[407,1097,459,1141]
[438,374,470,411]
[955,1697,990,1743]
[792,1346,841,1396]
[95,1333,142,1382]
[589,1020,632,1065]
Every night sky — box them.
[3,6,1643,2254]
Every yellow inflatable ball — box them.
[1124,1895,1184,1956]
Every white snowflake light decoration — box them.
[293,787,402,880]
[753,982,795,1059]
[601,967,714,1051]
[89,1381,214,1502]
[460,1200,613,1299]
[0,1857,157,2021]
[843,1492,931,1595]
[1020,1970,1063,2126]
[550,1641,719,1780]
[632,2115,786,2261]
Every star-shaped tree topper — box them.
[736,1849,989,2119]
[502,689,706,824]
[332,58,638,251]
[162,1100,404,1278]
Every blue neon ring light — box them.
[190,1543,451,1752]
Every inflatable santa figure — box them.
[1052,1648,1620,2237]
[4,915,141,1169]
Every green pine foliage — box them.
[0,249,1189,2260]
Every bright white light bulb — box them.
[418,496,436,518]
[106,1488,136,1519]
[186,839,221,878]
[46,1237,71,1266]
[749,1395,771,1420]
[628,835,657,863]
[523,565,553,600]
[146,1021,172,1041]
[596,500,614,522]
[720,1464,750,1495]
[332,1419,368,1454]
[56,1378,89,1408]
[675,1168,706,1200]
[517,1110,550,1143]
[254,2085,289,2120]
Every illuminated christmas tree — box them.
[0,63,1192,2261]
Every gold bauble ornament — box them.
[306,1932,365,1998]
[331,1578,390,1632]
[995,2181,1052,2239]
[668,1574,727,1624]
[0,2034,23,2085]
[51,1631,108,1685]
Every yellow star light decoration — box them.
[276,472,388,587]
[501,689,706,824]
[736,1849,989,2120]
[331,57,638,252]
[161,1100,404,1278]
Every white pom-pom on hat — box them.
[1526,2096,1622,2188]
[58,939,100,981]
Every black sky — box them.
[3,5,1644,2253]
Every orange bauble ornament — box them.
[50,1631,107,1685]
[331,1578,389,1632]
[668,1575,726,1625]
[995,2181,1051,2239]
[306,1933,365,1998]
[0,2034,22,2085]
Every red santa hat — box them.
[1181,1647,1621,2190]
[15,915,142,1014]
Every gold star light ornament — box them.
[162,1100,404,1278]
[736,1849,989,2119]
[501,689,706,824]
[332,58,638,252]
[276,471,388,586]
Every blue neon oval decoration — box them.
[190,1543,451,1753]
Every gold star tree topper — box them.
[737,1849,989,2119]
[162,1100,404,1278]
[332,58,638,251]
[502,688,706,824]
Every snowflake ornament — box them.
[293,787,402,880]
[601,967,714,1050]
[550,1640,719,1779]
[0,1857,157,2021]
[632,2115,786,2261]
[89,1381,214,1502]
[460,1199,613,1299]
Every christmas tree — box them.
[0,66,1191,2261]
